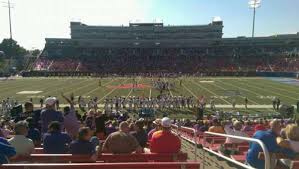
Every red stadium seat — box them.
[11,153,188,163]
[0,162,201,169]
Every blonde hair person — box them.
[285,124,299,142]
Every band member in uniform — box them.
[244,97,248,109]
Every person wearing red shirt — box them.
[150,117,181,153]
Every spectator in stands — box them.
[105,120,118,135]
[41,97,64,133]
[0,137,16,164]
[62,93,80,139]
[102,121,142,154]
[224,121,248,144]
[254,119,266,132]
[148,119,161,140]
[70,127,98,161]
[242,121,253,132]
[131,120,148,148]
[208,119,225,134]
[0,120,13,139]
[15,102,41,130]
[43,121,72,154]
[26,117,41,147]
[149,117,181,153]
[246,119,295,169]
[95,111,108,139]
[8,121,34,156]
[85,109,96,130]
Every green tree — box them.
[0,38,28,58]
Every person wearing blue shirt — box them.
[246,119,296,169]
[70,127,96,154]
[43,121,71,154]
[0,137,16,164]
[70,127,98,161]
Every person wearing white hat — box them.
[149,117,181,153]
[40,97,64,133]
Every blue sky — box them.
[0,0,298,49]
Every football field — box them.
[1,76,299,114]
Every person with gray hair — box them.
[8,121,34,156]
[224,120,248,144]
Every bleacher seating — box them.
[11,153,188,163]
[0,162,201,169]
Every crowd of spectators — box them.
[32,47,299,74]
[0,94,181,164]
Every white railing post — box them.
[204,131,271,169]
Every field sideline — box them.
[0,77,298,111]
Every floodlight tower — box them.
[248,0,261,38]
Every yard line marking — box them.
[99,78,130,102]
[191,79,231,104]
[84,79,115,96]
[126,77,141,99]
[182,83,197,98]
[202,79,256,105]
[41,79,89,96]
[149,89,152,98]
[254,79,299,94]
[240,79,299,100]
[163,77,173,96]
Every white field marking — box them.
[247,79,299,95]
[149,89,152,98]
[39,78,80,97]
[59,78,92,95]
[0,78,46,95]
[84,79,116,96]
[163,77,173,96]
[26,95,45,98]
[182,83,197,98]
[258,96,276,99]
[40,79,83,96]
[17,91,42,94]
[216,80,261,105]
[20,79,75,103]
[126,77,141,99]
[199,81,215,83]
[99,78,130,102]
[191,80,231,104]
[209,80,256,105]
[237,80,298,101]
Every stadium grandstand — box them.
[23,20,299,77]
[1,2,299,169]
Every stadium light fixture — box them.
[248,0,261,38]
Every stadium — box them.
[0,0,299,169]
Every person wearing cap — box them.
[224,121,248,144]
[148,119,161,141]
[40,97,64,133]
[8,121,34,156]
[149,117,181,153]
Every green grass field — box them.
[1,77,299,116]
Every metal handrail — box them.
[171,125,198,161]
[204,131,271,169]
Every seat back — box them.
[0,162,201,169]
